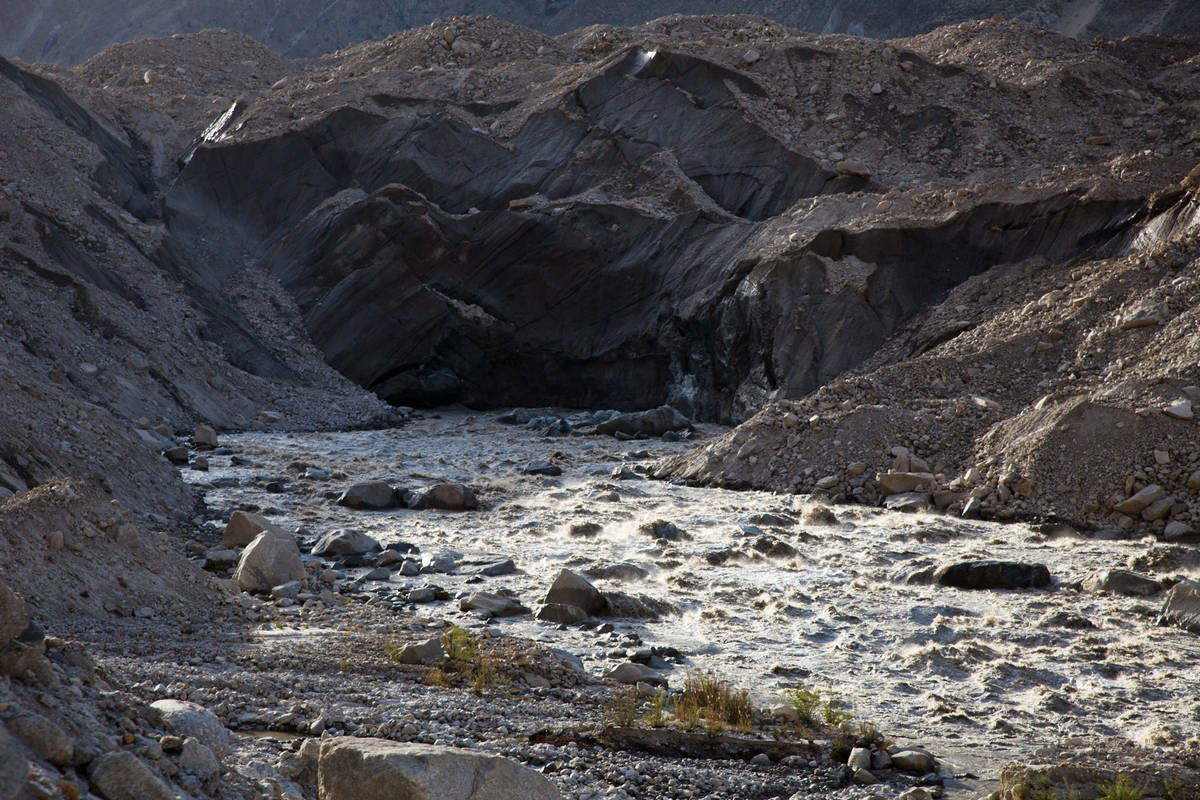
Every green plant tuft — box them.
[610,685,639,727]
[1099,774,1146,800]
[674,672,753,733]
[442,623,480,663]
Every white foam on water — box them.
[187,409,1200,776]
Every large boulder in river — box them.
[336,481,400,510]
[318,737,561,800]
[1158,579,1200,633]
[148,699,232,758]
[234,531,305,593]
[222,510,286,548]
[596,405,692,438]
[933,560,1051,590]
[543,569,608,616]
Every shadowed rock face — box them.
[163,44,1147,419]
[679,192,1138,419]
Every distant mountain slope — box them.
[3,0,1199,64]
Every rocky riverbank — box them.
[14,409,1200,799]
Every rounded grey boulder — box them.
[318,738,561,800]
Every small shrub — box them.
[470,657,509,695]
[784,687,822,727]
[384,641,402,662]
[851,720,889,750]
[675,695,701,730]
[830,722,856,762]
[822,696,853,727]
[425,666,448,687]
[674,672,753,733]
[610,686,639,727]
[644,692,667,728]
[442,623,480,663]
[1099,775,1146,800]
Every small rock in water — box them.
[885,492,932,512]
[473,558,516,577]
[422,551,460,574]
[605,662,666,687]
[312,528,381,556]
[933,560,1051,590]
[405,587,436,604]
[638,519,689,541]
[890,749,936,774]
[610,466,642,480]
[801,505,838,525]
[1082,569,1161,597]
[568,522,603,538]
[537,603,588,625]
[411,483,477,511]
[596,405,692,438]
[459,592,529,617]
[523,461,562,476]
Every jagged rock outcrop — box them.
[161,17,1191,420]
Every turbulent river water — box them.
[184,409,1200,786]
